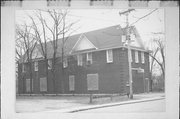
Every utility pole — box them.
[119,9,135,99]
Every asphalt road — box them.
[76,99,165,113]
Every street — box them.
[75,99,165,113]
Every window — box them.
[121,35,126,43]
[22,64,25,73]
[48,60,52,69]
[77,54,83,66]
[130,34,136,41]
[26,78,33,92]
[135,51,139,63]
[87,52,92,64]
[106,49,113,63]
[40,77,47,92]
[34,61,38,71]
[26,79,30,92]
[87,74,99,91]
[63,58,68,68]
[69,75,75,91]
[141,52,145,63]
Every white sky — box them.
[16,8,164,50]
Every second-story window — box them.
[135,51,139,63]
[48,60,52,69]
[22,64,25,73]
[87,52,92,64]
[34,61,38,71]
[141,52,145,64]
[121,35,126,43]
[63,58,68,68]
[77,54,83,66]
[106,49,113,63]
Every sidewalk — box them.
[16,92,165,113]
[44,92,165,113]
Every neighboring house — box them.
[17,25,150,94]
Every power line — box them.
[130,9,158,26]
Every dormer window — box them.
[122,35,126,43]
[87,52,92,64]
[106,49,113,63]
[77,54,83,66]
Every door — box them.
[132,70,144,94]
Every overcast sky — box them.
[16,8,164,49]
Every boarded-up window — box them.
[106,49,113,63]
[141,52,145,63]
[48,60,52,69]
[69,75,75,91]
[40,77,47,92]
[87,74,99,91]
[34,61,38,71]
[26,79,30,92]
[135,51,139,63]
[87,52,92,64]
[77,54,83,66]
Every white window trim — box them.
[87,52,92,64]
[34,61,38,71]
[77,54,83,66]
[141,52,145,64]
[63,58,68,68]
[135,51,139,63]
[106,49,113,63]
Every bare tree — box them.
[16,23,37,94]
[28,10,50,93]
[149,36,165,91]
[42,9,78,94]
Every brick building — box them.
[17,25,150,94]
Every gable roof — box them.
[31,25,145,60]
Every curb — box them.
[43,96,165,113]
[69,96,165,113]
